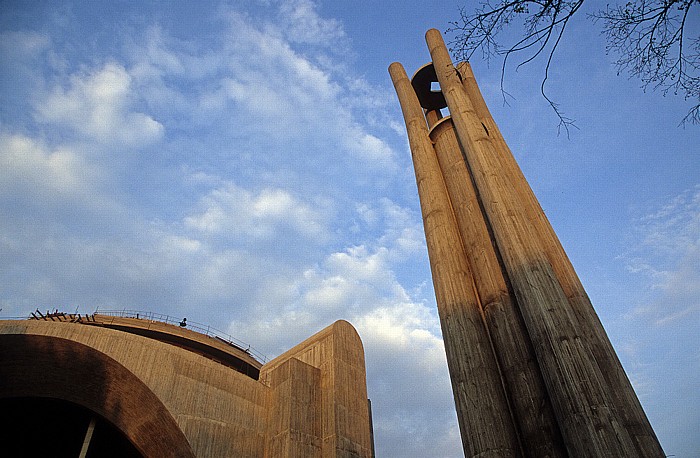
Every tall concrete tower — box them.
[389,29,664,458]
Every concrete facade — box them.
[389,29,664,458]
[0,316,372,457]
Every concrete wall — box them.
[261,320,372,458]
[0,318,372,457]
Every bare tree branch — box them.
[447,0,584,135]
[591,0,700,125]
[448,0,700,130]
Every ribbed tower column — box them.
[424,28,640,456]
[389,62,520,458]
[422,93,566,457]
[389,27,664,458]
[455,61,664,457]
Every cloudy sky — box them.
[1,1,698,456]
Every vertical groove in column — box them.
[456,61,664,457]
[429,114,567,458]
[389,62,521,458]
[426,28,638,457]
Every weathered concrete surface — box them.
[0,318,372,457]
[389,28,664,458]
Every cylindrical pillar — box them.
[389,61,521,458]
[456,60,664,457]
[429,114,567,458]
[426,28,638,457]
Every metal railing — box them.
[94,309,267,363]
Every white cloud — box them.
[0,30,50,57]
[184,181,331,242]
[277,0,346,47]
[185,248,257,301]
[617,186,700,456]
[71,4,402,190]
[356,301,445,371]
[193,10,398,174]
[217,32,339,130]
[352,198,423,247]
[36,62,164,147]
[626,185,700,325]
[133,26,186,77]
[0,132,99,201]
[344,130,396,170]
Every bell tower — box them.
[389,29,663,457]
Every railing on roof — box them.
[94,309,267,363]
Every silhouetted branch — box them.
[448,0,583,134]
[448,0,700,129]
[592,0,700,125]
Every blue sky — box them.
[1,1,698,456]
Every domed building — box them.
[0,311,373,457]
